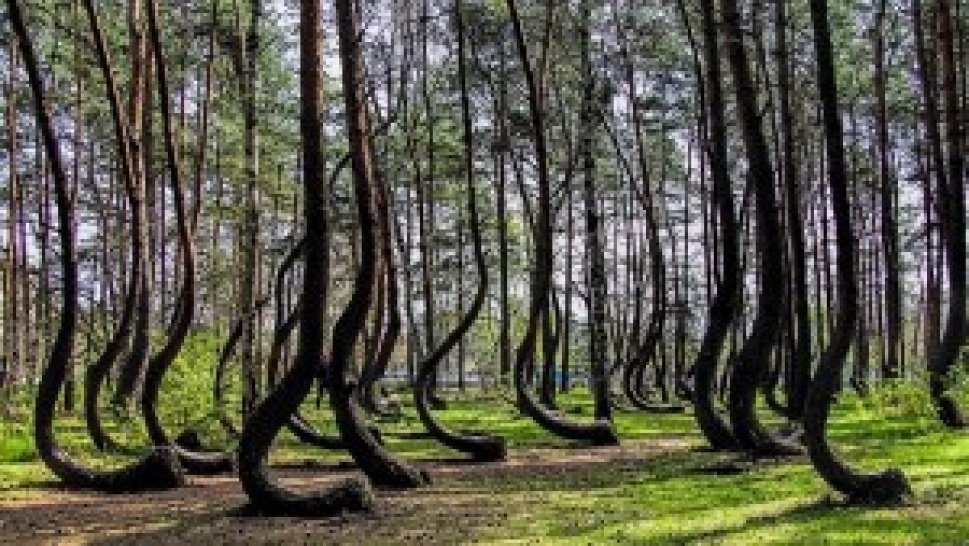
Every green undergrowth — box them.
[2,385,968,544]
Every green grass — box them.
[2,388,969,544]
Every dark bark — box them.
[579,0,613,423]
[506,0,618,446]
[802,0,911,504]
[139,0,233,475]
[112,1,152,408]
[719,0,801,457]
[327,0,429,488]
[874,0,902,382]
[927,0,968,428]
[777,0,812,420]
[11,0,184,493]
[213,296,269,438]
[80,0,146,452]
[359,155,403,419]
[413,0,505,462]
[691,0,742,451]
[237,0,375,516]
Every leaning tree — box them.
[802,0,912,505]
[8,0,184,493]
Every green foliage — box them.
[156,330,234,447]
[0,420,33,464]
[844,379,939,422]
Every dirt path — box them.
[0,439,690,545]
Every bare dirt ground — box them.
[0,439,689,545]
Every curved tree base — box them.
[728,356,804,458]
[693,384,741,452]
[98,448,187,493]
[930,385,967,429]
[47,446,186,494]
[84,411,129,454]
[422,424,506,462]
[143,360,234,475]
[517,388,619,446]
[763,386,792,420]
[287,413,345,449]
[804,345,914,508]
[332,385,430,489]
[85,358,131,453]
[462,433,507,462]
[841,469,912,505]
[171,447,235,475]
[748,429,804,458]
[288,412,385,449]
[242,477,374,517]
[416,383,506,462]
[622,371,685,413]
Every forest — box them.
[0,0,967,543]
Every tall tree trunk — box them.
[140,0,233,474]
[719,0,800,456]
[238,0,263,417]
[928,0,968,428]
[4,43,20,402]
[413,0,505,461]
[9,0,184,492]
[692,0,742,450]
[579,0,611,422]
[113,0,153,407]
[777,0,812,420]
[802,0,911,504]
[506,0,617,445]
[238,0,375,515]
[80,0,151,451]
[327,0,429,488]
[874,0,902,381]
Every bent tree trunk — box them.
[359,167,402,420]
[506,0,617,446]
[802,0,911,504]
[927,0,967,429]
[691,0,742,451]
[719,0,801,458]
[237,0,375,517]
[213,296,269,438]
[139,0,233,475]
[617,6,669,414]
[10,0,183,493]
[326,0,428,488]
[267,235,305,387]
[260,241,368,451]
[112,0,153,410]
[80,0,146,453]
[413,0,506,462]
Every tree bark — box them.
[802,0,911,504]
[719,0,801,456]
[139,0,233,474]
[10,0,184,492]
[237,0,375,516]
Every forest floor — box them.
[2,392,969,544]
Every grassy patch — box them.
[1,389,968,544]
